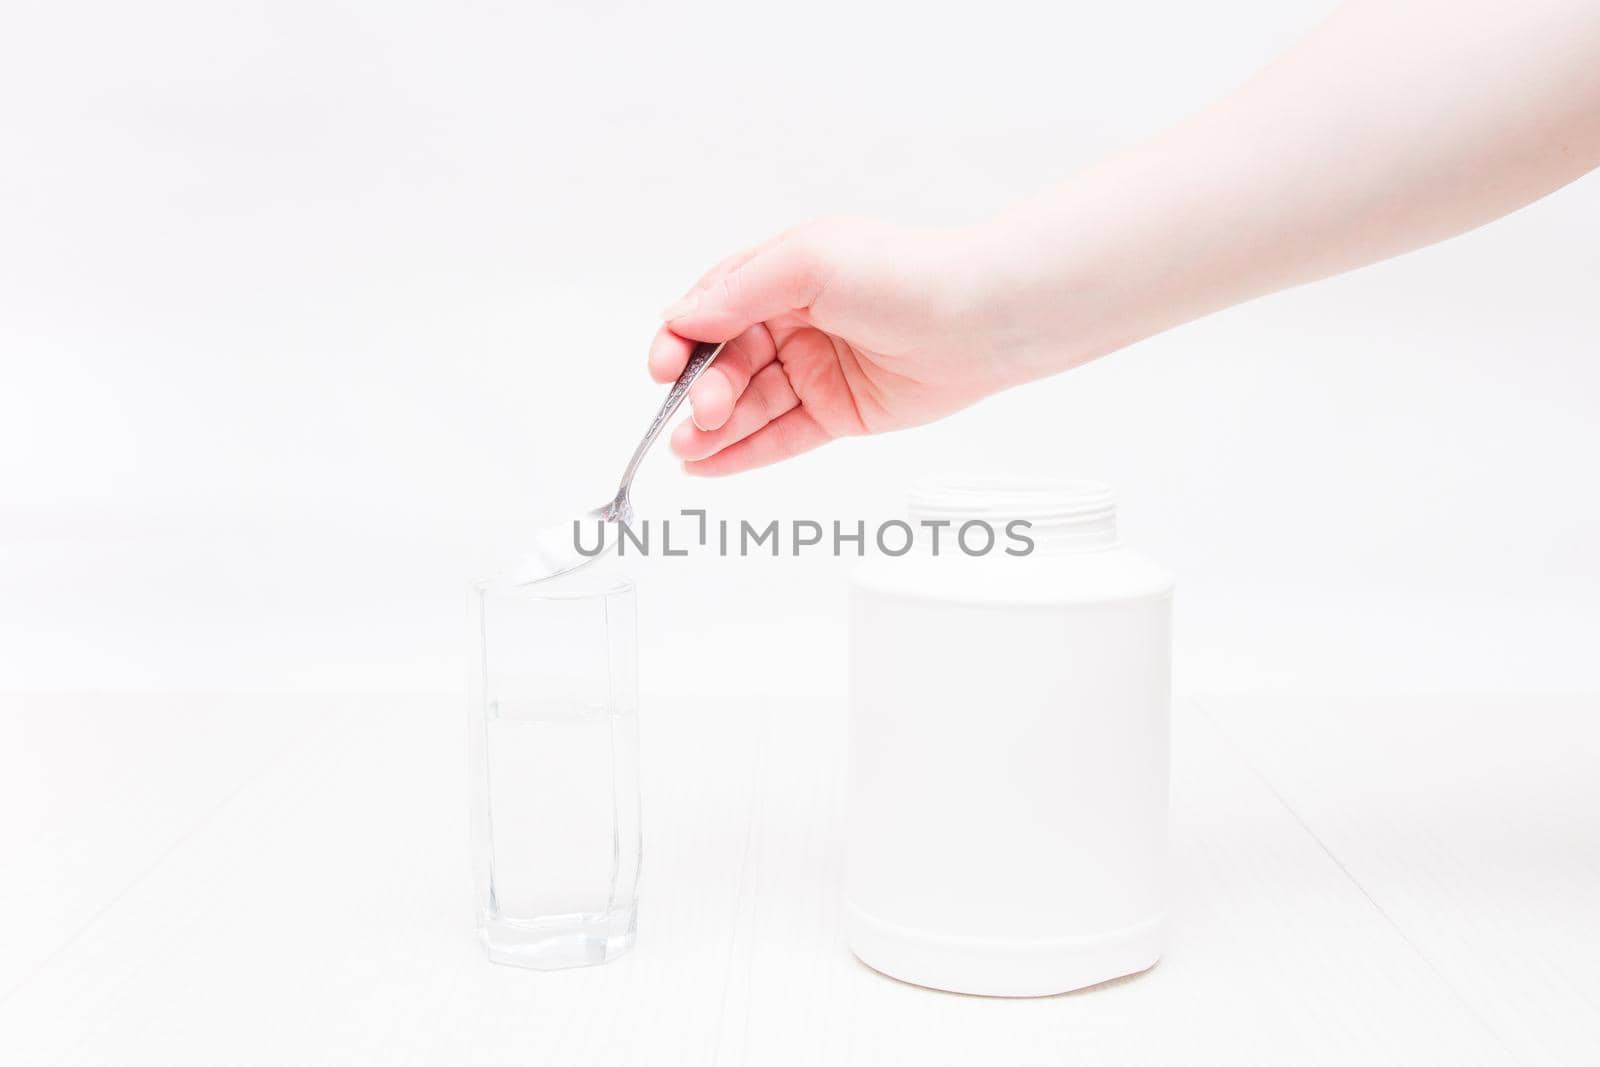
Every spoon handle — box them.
[617,340,725,490]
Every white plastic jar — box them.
[846,476,1174,996]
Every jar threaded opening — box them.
[907,476,1118,550]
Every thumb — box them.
[661,237,829,341]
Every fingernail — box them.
[689,399,708,431]
[661,293,698,321]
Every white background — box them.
[4,0,1598,701]
[4,6,1598,1063]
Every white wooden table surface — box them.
[2,692,1596,1066]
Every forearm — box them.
[976,0,1600,378]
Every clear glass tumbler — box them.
[468,574,641,969]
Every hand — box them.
[650,0,1600,481]
[648,218,1017,476]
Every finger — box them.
[689,244,762,293]
[648,247,777,384]
[647,326,696,383]
[661,238,828,343]
[683,407,831,477]
[673,362,798,460]
[686,325,775,430]
[684,228,796,295]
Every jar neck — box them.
[906,476,1119,554]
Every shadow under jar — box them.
[468,573,641,969]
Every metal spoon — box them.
[511,340,726,584]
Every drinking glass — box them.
[468,573,641,969]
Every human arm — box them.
[649,0,1600,475]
